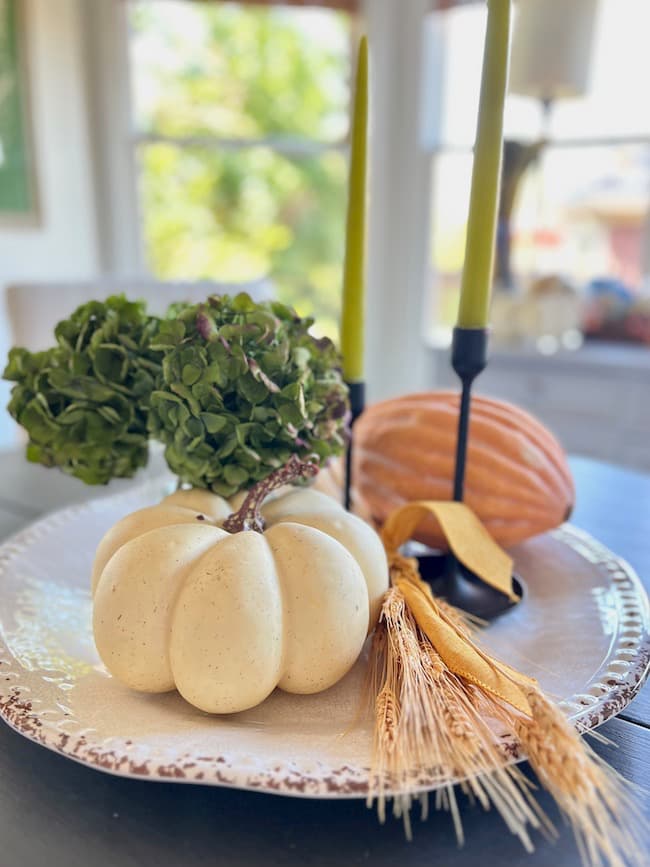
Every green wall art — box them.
[0,0,37,222]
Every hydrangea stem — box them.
[222,455,318,534]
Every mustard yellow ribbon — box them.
[381,500,519,602]
[381,500,535,717]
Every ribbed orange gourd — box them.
[353,392,575,550]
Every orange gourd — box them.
[352,391,575,550]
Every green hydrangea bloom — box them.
[147,293,349,497]
[3,296,163,485]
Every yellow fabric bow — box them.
[380,500,535,717]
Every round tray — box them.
[0,479,647,796]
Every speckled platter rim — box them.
[0,483,647,798]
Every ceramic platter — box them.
[0,478,648,797]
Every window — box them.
[425,0,650,349]
[125,0,354,337]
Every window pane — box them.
[511,145,650,287]
[427,144,650,343]
[138,144,346,337]
[423,5,544,149]
[428,151,473,339]
[424,0,650,150]
[127,1,351,142]
[549,0,650,140]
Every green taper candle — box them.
[457,0,512,328]
[340,36,368,382]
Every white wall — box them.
[0,0,98,446]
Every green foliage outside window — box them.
[129,1,351,338]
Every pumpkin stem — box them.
[222,455,319,534]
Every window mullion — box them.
[132,133,348,157]
[428,135,650,158]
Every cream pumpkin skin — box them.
[91,458,389,714]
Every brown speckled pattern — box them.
[0,486,647,799]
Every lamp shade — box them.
[509,0,598,101]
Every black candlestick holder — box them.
[343,380,366,512]
[415,326,522,619]
[340,335,521,619]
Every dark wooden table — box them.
[0,451,647,867]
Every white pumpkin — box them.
[91,459,388,714]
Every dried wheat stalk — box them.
[366,566,647,867]
[516,688,646,867]
[367,585,545,849]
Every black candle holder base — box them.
[415,551,522,621]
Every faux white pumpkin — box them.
[92,458,389,714]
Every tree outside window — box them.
[127,0,353,338]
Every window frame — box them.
[424,1,650,347]
[124,0,360,270]
[83,0,436,401]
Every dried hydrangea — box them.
[147,293,349,497]
[4,296,163,485]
